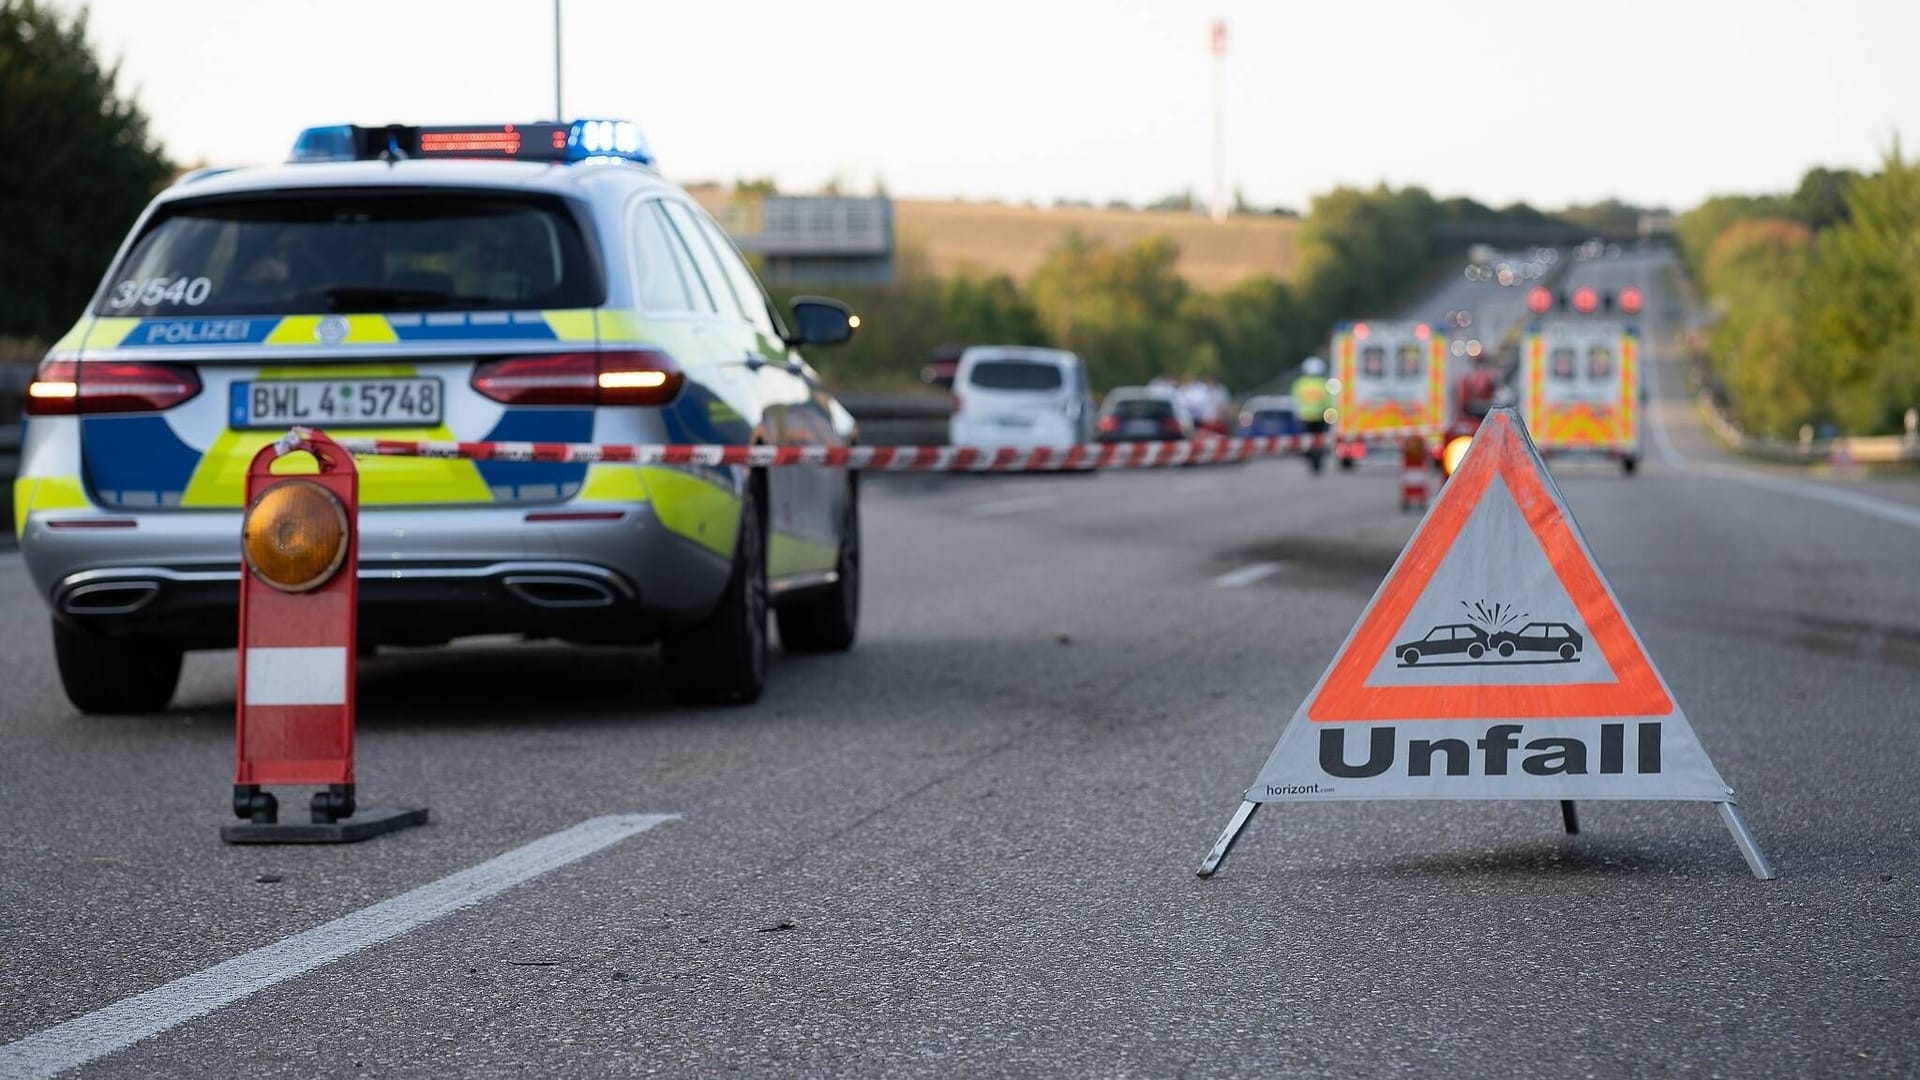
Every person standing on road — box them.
[1291,357,1334,473]
[1180,376,1217,431]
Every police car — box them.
[17,120,862,712]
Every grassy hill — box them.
[896,200,1297,289]
[687,186,1298,289]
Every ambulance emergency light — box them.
[290,120,654,165]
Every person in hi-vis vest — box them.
[1291,357,1334,474]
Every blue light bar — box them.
[287,120,654,165]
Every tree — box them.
[1561,198,1657,236]
[1788,166,1860,231]
[1028,231,1194,388]
[0,1,173,340]
[1182,276,1310,392]
[1294,184,1438,327]
[732,177,778,200]
[1147,190,1197,213]
[1698,218,1816,435]
[1675,193,1791,276]
[1795,147,1920,434]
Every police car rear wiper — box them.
[322,285,493,311]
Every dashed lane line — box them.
[964,494,1060,519]
[1214,561,1283,589]
[0,813,678,1080]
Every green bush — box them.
[1689,148,1919,436]
[0,1,173,340]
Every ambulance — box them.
[1329,320,1449,468]
[1520,286,1644,474]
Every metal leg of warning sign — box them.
[1197,800,1260,878]
[1559,800,1579,835]
[1716,801,1777,880]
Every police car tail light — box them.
[471,350,683,407]
[25,359,201,416]
[1572,286,1599,314]
[594,350,685,406]
[1619,286,1643,315]
[1526,287,1553,314]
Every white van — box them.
[948,346,1095,449]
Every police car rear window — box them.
[96,193,601,316]
[1108,398,1173,419]
[966,361,1064,391]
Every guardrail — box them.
[835,390,950,447]
[1697,390,1920,464]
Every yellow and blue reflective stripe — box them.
[12,476,90,535]
[68,310,603,349]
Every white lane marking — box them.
[243,646,348,706]
[964,494,1058,519]
[0,814,677,1080]
[1214,561,1283,589]
[1695,466,1920,532]
[1641,319,1920,530]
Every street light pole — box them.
[553,0,564,121]
[1210,20,1227,223]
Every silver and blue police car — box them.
[17,120,862,711]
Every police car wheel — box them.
[1621,455,1638,476]
[777,480,860,653]
[663,481,768,706]
[1338,457,1356,472]
[52,619,182,714]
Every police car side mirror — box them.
[787,297,857,348]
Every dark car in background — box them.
[1097,386,1193,442]
[1236,394,1301,437]
[921,343,966,390]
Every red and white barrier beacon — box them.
[222,429,426,843]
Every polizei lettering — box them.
[1318,722,1663,779]
[140,318,257,345]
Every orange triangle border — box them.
[1307,413,1673,722]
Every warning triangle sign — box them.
[1200,409,1773,878]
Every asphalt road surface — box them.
[2,262,1917,1078]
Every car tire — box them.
[1338,456,1356,472]
[1559,642,1577,660]
[777,480,860,654]
[1498,641,1516,658]
[52,619,182,714]
[663,478,768,706]
[1467,643,1485,659]
[1621,455,1638,476]
[1400,648,1420,665]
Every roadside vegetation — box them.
[1678,156,1919,437]
[0,1,173,345]
[777,188,1612,394]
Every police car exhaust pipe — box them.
[502,574,620,609]
[59,580,162,615]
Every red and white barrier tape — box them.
[295,427,1437,473]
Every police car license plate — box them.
[232,378,443,429]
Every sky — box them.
[56,0,1920,213]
